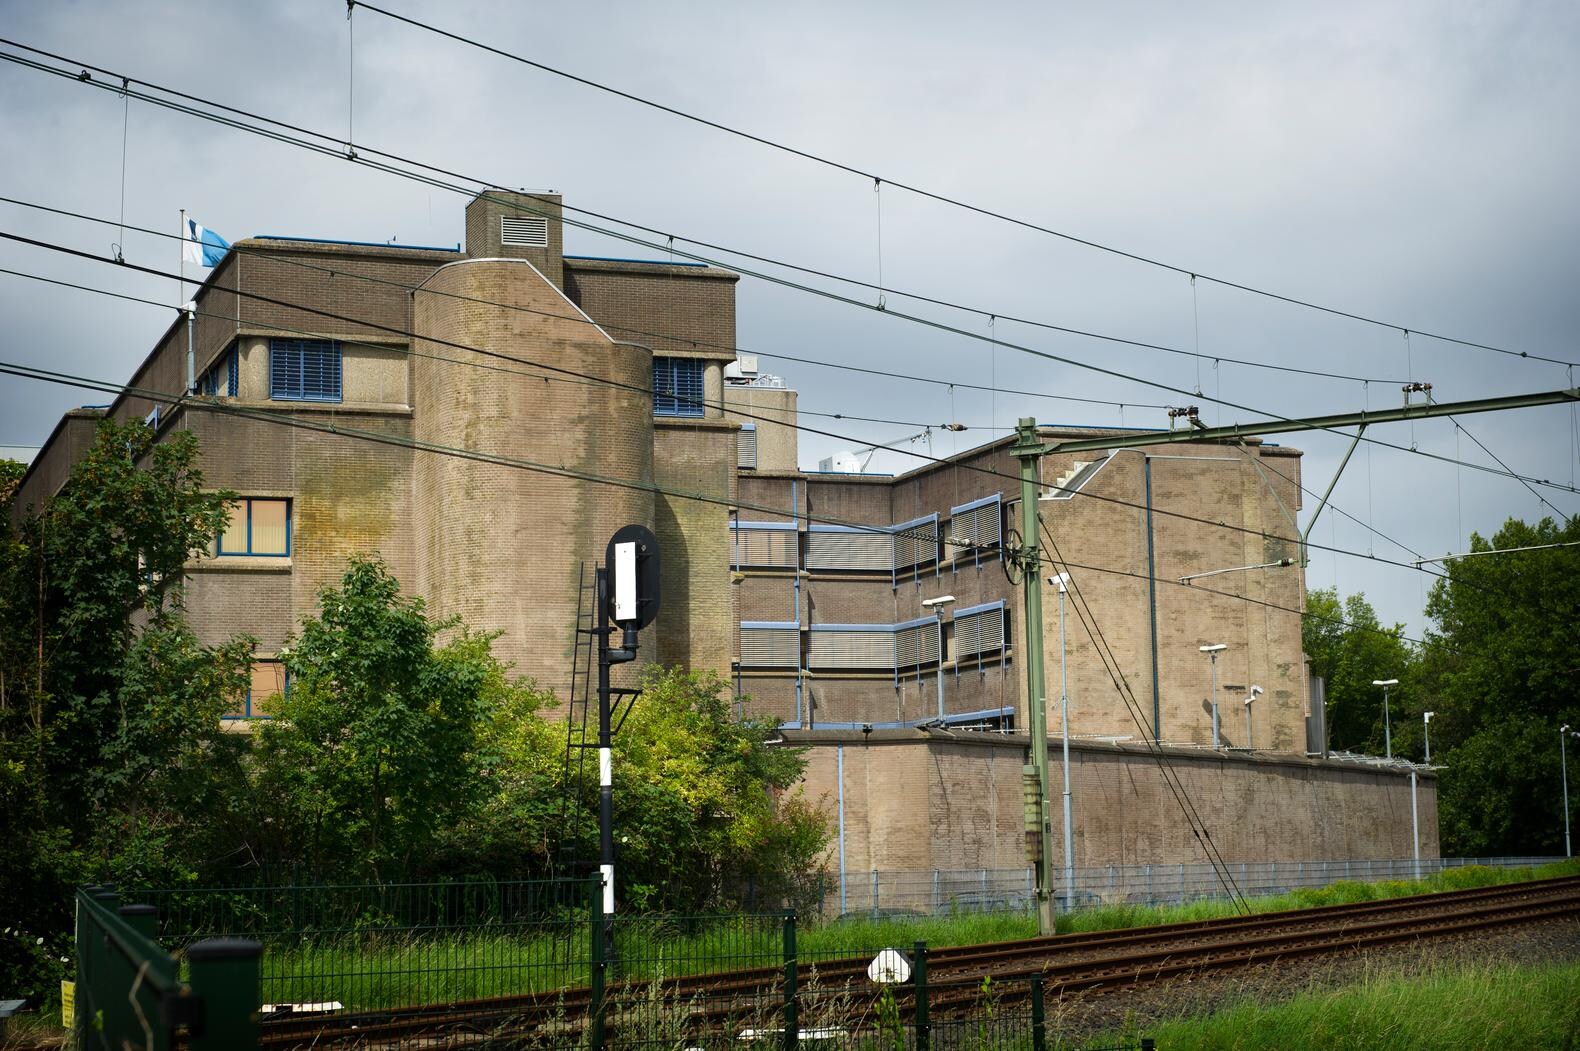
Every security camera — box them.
[861,723,873,736]
[1249,684,1263,701]
[1199,643,1227,654]
[1046,572,1071,591]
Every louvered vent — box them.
[806,526,892,572]
[501,215,549,247]
[955,601,1007,658]
[739,623,800,668]
[731,522,798,567]
[892,514,939,571]
[808,627,896,670]
[895,619,941,667]
[948,495,1003,560]
[737,424,758,469]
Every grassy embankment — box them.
[1076,958,1580,1050]
[251,858,1580,1008]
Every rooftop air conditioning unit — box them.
[818,451,864,473]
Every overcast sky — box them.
[2,0,1576,637]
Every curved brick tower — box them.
[412,256,655,693]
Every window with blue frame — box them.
[227,660,288,719]
[269,338,342,402]
[653,357,705,417]
[216,498,291,557]
[197,347,238,397]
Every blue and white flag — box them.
[183,216,230,267]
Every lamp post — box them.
[1201,644,1227,748]
[1423,711,1435,764]
[1245,685,1262,749]
[1563,725,1574,859]
[1048,572,1075,908]
[921,595,956,721]
[1373,679,1399,759]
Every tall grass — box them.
[1102,959,1580,1050]
[251,858,1580,1011]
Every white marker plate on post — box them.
[867,948,911,984]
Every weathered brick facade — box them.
[13,189,1433,873]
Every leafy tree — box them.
[1418,516,1580,856]
[252,557,500,878]
[1303,587,1416,755]
[449,667,831,913]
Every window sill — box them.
[251,400,413,416]
[192,557,293,573]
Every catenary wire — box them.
[0,195,1172,415]
[0,40,1470,404]
[0,196,1507,567]
[0,356,1436,647]
[347,0,1577,371]
[0,238,1483,588]
[3,44,1576,491]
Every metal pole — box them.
[1143,456,1162,742]
[1059,583,1074,909]
[1245,696,1253,748]
[1424,713,1432,764]
[1012,418,1057,935]
[1383,685,1392,760]
[1563,728,1572,859]
[837,744,847,914]
[1410,769,1420,880]
[935,615,945,721]
[595,568,615,961]
[1210,653,1221,750]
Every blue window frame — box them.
[216,498,291,557]
[269,338,342,402]
[653,357,705,417]
[227,660,288,719]
[198,347,238,397]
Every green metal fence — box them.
[86,878,1145,1049]
[73,886,261,1051]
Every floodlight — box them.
[1372,679,1399,686]
[1200,643,1227,654]
[921,595,957,608]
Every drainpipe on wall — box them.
[1144,456,1162,742]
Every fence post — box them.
[782,911,798,1051]
[589,877,607,1051]
[1030,973,1046,1051]
[932,870,940,914]
[118,904,157,940]
[871,869,879,914]
[1179,863,1185,901]
[185,937,261,1051]
[913,941,929,1051]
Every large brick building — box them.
[14,190,1434,880]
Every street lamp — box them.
[1563,725,1575,859]
[1373,679,1399,759]
[1423,711,1435,764]
[921,595,956,721]
[1245,684,1263,749]
[1047,572,1075,907]
[1201,644,1227,748]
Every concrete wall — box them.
[723,384,799,472]
[797,730,1439,874]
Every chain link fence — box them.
[823,855,1561,918]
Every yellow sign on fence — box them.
[59,980,74,1029]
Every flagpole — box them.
[180,208,193,392]
[179,208,185,306]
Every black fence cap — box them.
[187,937,262,962]
[118,904,158,917]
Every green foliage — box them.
[1302,587,1415,754]
[446,666,831,913]
[253,556,500,878]
[1106,958,1580,1050]
[1419,516,1580,856]
[0,425,240,1004]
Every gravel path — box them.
[1041,916,1580,1046]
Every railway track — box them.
[255,874,1580,1047]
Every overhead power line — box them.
[0,236,1500,585]
[0,39,1483,409]
[3,44,1573,496]
[0,356,1430,647]
[348,0,1577,371]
